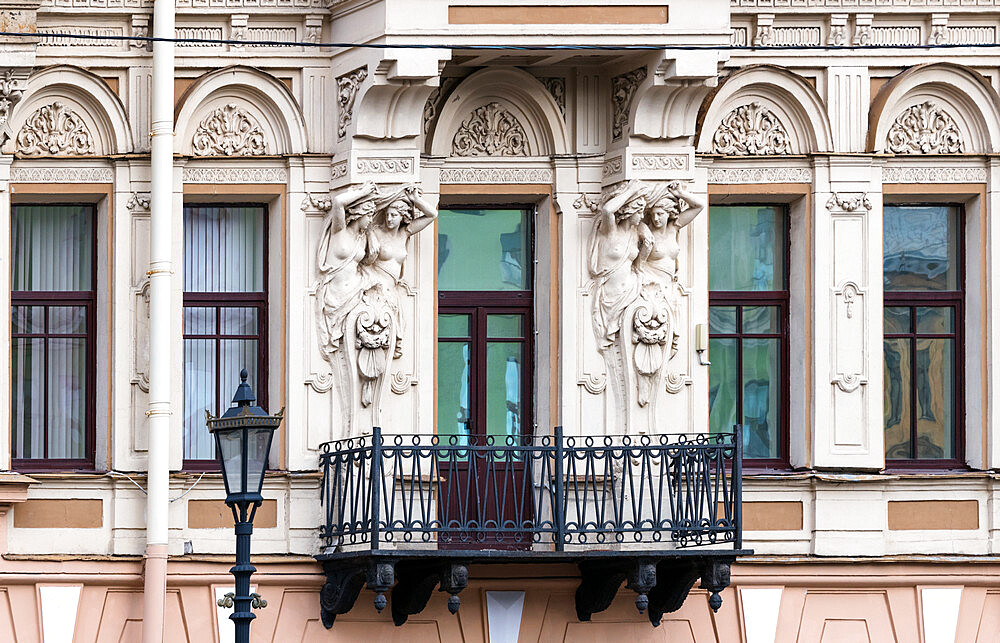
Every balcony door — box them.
[437,208,533,549]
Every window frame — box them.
[882,202,965,469]
[708,203,791,469]
[182,202,269,471]
[436,205,536,441]
[11,203,98,472]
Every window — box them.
[11,204,96,470]
[183,204,267,468]
[437,208,533,442]
[883,204,962,464]
[708,205,789,465]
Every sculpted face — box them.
[385,200,410,230]
[348,200,376,227]
[618,195,646,225]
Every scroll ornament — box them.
[452,102,528,157]
[315,182,437,435]
[712,101,792,156]
[192,103,267,156]
[885,101,964,154]
[15,102,94,157]
[587,180,705,431]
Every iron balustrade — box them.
[319,425,743,552]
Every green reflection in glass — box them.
[741,306,779,334]
[487,314,522,338]
[708,337,738,437]
[708,306,736,334]
[485,342,522,441]
[438,209,531,291]
[708,205,787,292]
[883,205,960,292]
[439,313,471,338]
[437,341,471,443]
[742,337,779,459]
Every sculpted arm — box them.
[328,181,378,233]
[599,180,644,230]
[405,186,439,236]
[669,182,706,228]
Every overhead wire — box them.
[7,29,1000,51]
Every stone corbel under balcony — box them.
[0,471,36,553]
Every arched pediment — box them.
[697,65,833,155]
[869,63,1000,154]
[6,65,132,156]
[175,66,308,156]
[429,68,568,157]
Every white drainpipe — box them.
[143,0,174,641]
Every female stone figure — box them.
[642,182,705,282]
[315,181,380,358]
[364,184,438,358]
[588,179,652,351]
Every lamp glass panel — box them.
[245,427,272,494]
[216,429,244,496]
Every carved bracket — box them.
[826,192,871,214]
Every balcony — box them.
[316,427,750,629]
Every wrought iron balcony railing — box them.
[315,426,748,629]
[320,426,742,551]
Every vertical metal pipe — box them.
[553,425,565,551]
[370,426,382,550]
[142,1,174,641]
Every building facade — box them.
[0,0,998,640]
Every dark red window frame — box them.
[182,203,268,471]
[883,203,965,469]
[708,203,790,469]
[11,203,98,472]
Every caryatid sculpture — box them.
[315,182,437,434]
[587,180,704,432]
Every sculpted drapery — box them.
[588,180,705,429]
[316,182,437,428]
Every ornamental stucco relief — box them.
[712,102,792,156]
[15,102,94,157]
[451,102,529,157]
[337,66,368,139]
[611,66,647,141]
[885,101,964,154]
[315,182,436,434]
[0,69,26,145]
[587,180,704,432]
[192,103,267,156]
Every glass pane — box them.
[742,306,780,334]
[883,338,912,459]
[12,306,44,334]
[884,306,911,335]
[437,341,472,443]
[220,307,258,336]
[184,338,217,460]
[883,205,960,291]
[438,314,470,338]
[183,307,215,335]
[438,209,531,291]
[12,205,93,291]
[184,205,265,293]
[49,307,87,334]
[12,338,45,459]
[742,338,780,459]
[487,314,523,338]
[219,340,258,409]
[916,306,954,334]
[708,205,787,291]
[708,337,739,437]
[708,306,737,334]
[217,430,243,495]
[245,427,273,495]
[47,338,86,459]
[915,338,954,459]
[486,342,524,440]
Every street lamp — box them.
[207,369,283,643]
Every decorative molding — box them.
[833,373,865,393]
[574,193,600,214]
[301,193,332,213]
[10,166,114,183]
[183,166,287,183]
[886,101,964,154]
[247,27,297,44]
[882,166,986,183]
[870,25,921,46]
[602,156,623,179]
[929,12,948,45]
[175,27,223,47]
[337,66,368,140]
[0,69,27,146]
[452,102,529,157]
[611,66,647,141]
[421,77,459,137]
[731,26,749,46]
[770,26,822,45]
[631,154,688,172]
[132,280,151,393]
[828,13,847,45]
[712,102,792,156]
[305,372,334,394]
[753,14,774,45]
[439,167,553,184]
[130,15,150,49]
[948,25,995,44]
[192,103,267,156]
[707,166,812,183]
[853,14,873,46]
[664,372,688,394]
[127,192,151,212]
[826,192,871,213]
[731,0,1000,6]
[539,77,566,117]
[832,280,866,394]
[355,157,413,175]
[332,160,348,179]
[304,15,324,44]
[15,103,95,157]
[38,26,124,47]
